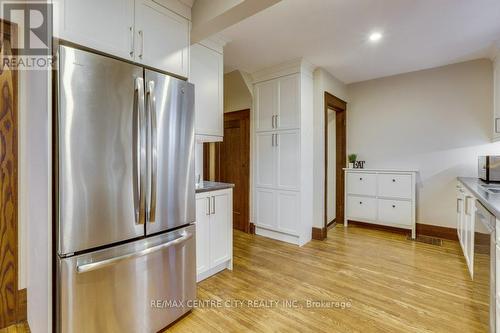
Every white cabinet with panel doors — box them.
[190,39,225,141]
[456,182,476,278]
[195,188,233,282]
[255,130,300,191]
[53,0,190,78]
[254,74,300,132]
[344,169,417,238]
[252,60,314,246]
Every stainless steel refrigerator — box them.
[55,45,196,333]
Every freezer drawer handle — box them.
[76,231,193,274]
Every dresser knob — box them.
[359,178,363,181]
[392,179,396,182]
[392,205,396,208]
[359,201,363,205]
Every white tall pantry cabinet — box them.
[252,60,314,246]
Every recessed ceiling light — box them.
[369,32,383,42]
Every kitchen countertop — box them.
[195,181,234,194]
[457,177,500,217]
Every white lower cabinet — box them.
[378,199,412,226]
[346,196,377,221]
[456,182,476,278]
[195,189,233,282]
[345,169,417,238]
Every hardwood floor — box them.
[4,225,486,332]
[0,323,29,333]
[168,225,488,332]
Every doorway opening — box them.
[324,92,347,236]
[204,109,251,233]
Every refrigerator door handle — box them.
[76,231,193,274]
[146,80,158,223]
[133,77,146,225]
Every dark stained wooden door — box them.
[216,110,250,233]
[0,20,18,328]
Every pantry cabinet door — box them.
[255,80,278,132]
[276,191,300,235]
[254,188,276,230]
[135,0,190,77]
[54,0,135,61]
[255,132,276,188]
[277,74,300,130]
[275,130,300,191]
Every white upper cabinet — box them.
[494,56,500,141]
[135,0,190,77]
[54,0,190,78]
[53,0,135,60]
[191,42,224,139]
[255,80,278,132]
[254,74,300,133]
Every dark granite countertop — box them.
[457,177,500,217]
[195,181,234,194]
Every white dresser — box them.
[344,169,417,238]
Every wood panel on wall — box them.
[0,19,19,328]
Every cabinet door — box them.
[277,191,299,235]
[195,195,210,276]
[54,0,135,60]
[277,75,300,130]
[255,80,278,132]
[191,43,223,137]
[209,191,231,267]
[456,187,464,242]
[275,130,300,190]
[465,195,475,276]
[494,58,500,139]
[135,0,189,77]
[255,132,276,188]
[255,188,276,229]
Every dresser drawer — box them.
[378,199,412,226]
[347,196,377,221]
[378,174,412,199]
[347,173,377,196]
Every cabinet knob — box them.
[359,177,363,181]
[392,205,396,208]
[392,179,396,182]
[359,201,363,205]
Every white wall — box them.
[25,68,52,333]
[224,70,252,113]
[347,59,495,228]
[326,109,336,223]
[312,68,348,228]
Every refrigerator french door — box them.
[56,45,196,332]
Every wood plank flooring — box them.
[2,225,486,332]
[168,225,488,333]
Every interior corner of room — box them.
[2,0,500,332]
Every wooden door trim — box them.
[212,109,251,233]
[0,18,21,327]
[322,92,347,239]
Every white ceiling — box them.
[220,0,500,83]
